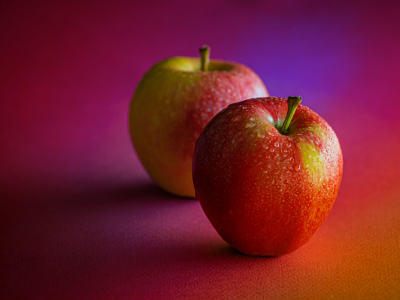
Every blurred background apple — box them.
[129,46,268,197]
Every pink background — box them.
[1,0,399,299]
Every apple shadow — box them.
[104,181,188,202]
[67,179,195,208]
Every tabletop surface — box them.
[1,0,400,299]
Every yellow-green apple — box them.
[192,96,343,255]
[129,46,268,197]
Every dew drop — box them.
[250,117,255,121]
[274,142,280,148]
[295,165,301,171]
[232,116,241,122]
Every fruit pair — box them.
[129,47,343,256]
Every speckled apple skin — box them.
[129,57,268,197]
[192,97,343,256]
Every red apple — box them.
[192,96,343,256]
[129,46,268,197]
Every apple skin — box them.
[192,97,343,256]
[129,57,268,197]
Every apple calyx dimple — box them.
[279,96,302,135]
[199,45,210,71]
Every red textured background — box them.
[1,0,399,299]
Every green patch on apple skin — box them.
[157,57,238,72]
[290,121,327,139]
[298,142,325,182]
[159,57,199,71]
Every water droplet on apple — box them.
[274,142,280,147]
[295,165,301,171]
[208,108,211,112]
[245,123,255,128]
[269,148,275,153]
[232,116,241,122]
[250,117,255,121]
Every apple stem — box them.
[280,96,302,135]
[199,45,210,71]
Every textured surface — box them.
[1,0,400,299]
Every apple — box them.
[192,96,343,256]
[129,46,268,197]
